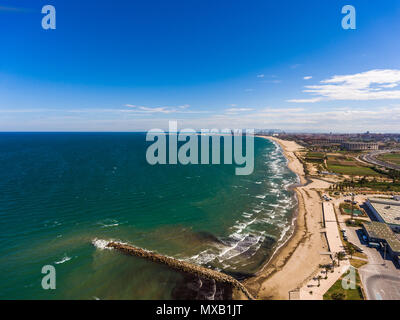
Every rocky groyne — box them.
[106,241,255,300]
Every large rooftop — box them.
[363,222,400,253]
[368,198,400,226]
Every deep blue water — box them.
[0,133,297,299]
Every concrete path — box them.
[322,202,345,254]
[300,202,349,300]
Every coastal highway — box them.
[360,150,400,171]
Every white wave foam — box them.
[92,238,113,250]
[55,255,72,264]
[101,223,119,228]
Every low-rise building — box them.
[366,198,400,232]
[362,222,400,261]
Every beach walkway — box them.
[322,202,345,254]
[300,202,349,299]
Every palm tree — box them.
[334,252,345,267]
[346,245,355,259]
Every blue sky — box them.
[1,0,400,132]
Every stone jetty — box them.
[106,241,255,300]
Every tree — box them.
[320,264,331,279]
[331,292,345,300]
[346,245,355,259]
[334,252,345,267]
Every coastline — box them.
[241,136,331,300]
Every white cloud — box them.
[225,108,254,114]
[262,107,305,113]
[123,104,210,114]
[257,74,265,78]
[4,105,400,132]
[289,69,400,103]
[303,76,312,80]
[124,104,179,114]
[287,98,322,103]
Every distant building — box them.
[362,222,400,261]
[341,142,379,151]
[366,198,400,232]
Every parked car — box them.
[368,242,381,249]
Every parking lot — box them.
[341,223,400,300]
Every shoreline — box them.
[252,137,306,274]
[242,136,330,300]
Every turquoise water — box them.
[0,133,297,299]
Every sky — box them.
[1,0,400,132]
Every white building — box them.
[366,198,400,232]
[341,142,379,151]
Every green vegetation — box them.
[377,152,400,165]
[350,258,368,269]
[334,179,400,192]
[327,164,379,176]
[332,173,400,192]
[323,268,364,300]
[345,241,367,259]
[345,218,365,228]
[339,202,366,217]
[307,152,325,158]
[305,152,325,163]
[326,154,380,176]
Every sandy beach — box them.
[242,136,331,300]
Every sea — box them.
[0,133,298,299]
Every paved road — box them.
[342,225,400,300]
[361,150,400,171]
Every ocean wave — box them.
[55,255,72,264]
[185,140,298,270]
[102,223,119,228]
[97,219,120,228]
[92,238,114,250]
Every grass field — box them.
[323,268,364,300]
[350,259,368,269]
[327,164,379,176]
[325,154,379,176]
[305,152,325,163]
[378,152,400,165]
